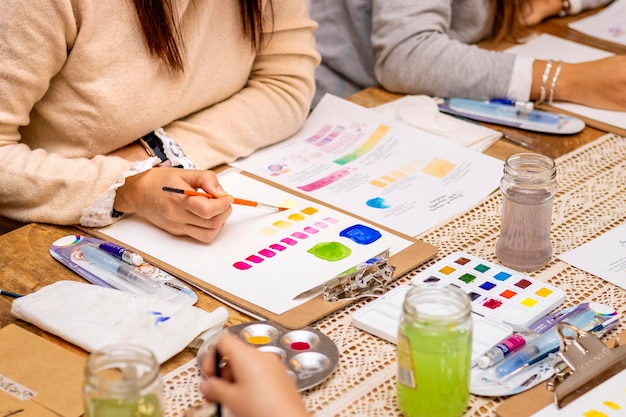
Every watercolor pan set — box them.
[198,321,339,391]
[352,252,566,365]
[352,285,513,366]
[410,252,565,330]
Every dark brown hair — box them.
[131,0,271,72]
[490,0,533,44]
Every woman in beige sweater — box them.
[0,0,319,242]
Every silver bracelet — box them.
[548,60,564,104]
[557,0,571,17]
[537,59,553,104]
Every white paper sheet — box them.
[505,34,626,132]
[230,95,503,237]
[558,221,626,290]
[569,0,626,46]
[530,367,626,416]
[97,170,413,315]
[372,95,502,152]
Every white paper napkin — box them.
[11,281,228,364]
[374,95,502,152]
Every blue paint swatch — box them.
[366,197,390,209]
[339,224,382,245]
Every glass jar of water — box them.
[397,285,472,417]
[84,344,164,417]
[495,153,557,271]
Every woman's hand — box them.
[557,56,626,111]
[200,332,310,417]
[113,167,233,243]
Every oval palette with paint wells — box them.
[197,321,339,391]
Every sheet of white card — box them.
[97,169,413,315]
[569,0,626,46]
[530,368,626,416]
[231,95,503,237]
[558,221,626,290]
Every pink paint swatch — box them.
[233,261,252,270]
[269,243,286,251]
[259,249,276,258]
[246,255,264,264]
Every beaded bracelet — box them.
[548,60,564,104]
[537,59,553,105]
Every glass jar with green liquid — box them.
[84,344,164,417]
[397,285,472,417]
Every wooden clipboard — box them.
[85,171,438,329]
[495,330,626,417]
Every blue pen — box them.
[0,290,24,298]
[489,98,534,110]
[495,309,595,378]
[81,244,159,295]
[449,98,560,126]
[99,241,144,266]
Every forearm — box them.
[0,144,135,225]
[375,35,516,99]
[371,0,516,100]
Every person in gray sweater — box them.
[311,0,625,112]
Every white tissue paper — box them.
[373,95,502,152]
[11,280,229,364]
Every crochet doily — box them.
[162,133,626,417]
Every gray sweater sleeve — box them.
[371,0,517,100]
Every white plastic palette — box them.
[410,252,565,330]
[352,285,513,366]
[352,252,566,365]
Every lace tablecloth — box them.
[162,133,626,417]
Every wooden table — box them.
[1,5,623,415]
[0,223,254,375]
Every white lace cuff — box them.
[154,128,196,169]
[79,157,159,227]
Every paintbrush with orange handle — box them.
[162,186,289,212]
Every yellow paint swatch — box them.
[247,335,271,345]
[380,175,398,183]
[391,170,408,178]
[535,287,553,297]
[288,213,306,221]
[439,266,455,275]
[272,220,291,229]
[603,401,621,410]
[400,160,423,174]
[583,411,608,417]
[422,158,456,178]
[279,199,298,209]
[301,207,318,215]
[369,179,388,188]
[521,298,538,307]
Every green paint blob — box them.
[307,241,352,261]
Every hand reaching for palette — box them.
[199,332,310,417]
